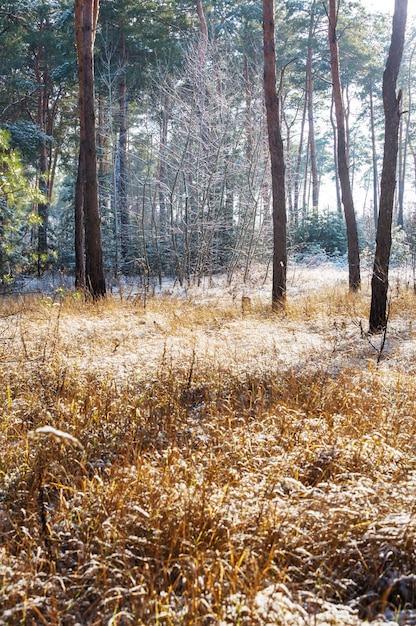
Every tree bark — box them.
[282,107,293,220]
[195,0,208,62]
[75,145,85,289]
[307,4,319,212]
[293,90,307,222]
[157,93,169,235]
[369,0,407,333]
[37,143,49,267]
[118,27,129,267]
[34,43,50,271]
[328,0,360,291]
[263,0,286,309]
[329,98,341,216]
[397,115,404,227]
[397,42,415,227]
[369,79,379,230]
[244,55,254,164]
[74,0,106,299]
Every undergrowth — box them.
[1,275,416,624]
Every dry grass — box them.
[1,266,416,624]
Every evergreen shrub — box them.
[289,212,348,259]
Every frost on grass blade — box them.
[28,426,84,450]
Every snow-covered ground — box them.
[2,263,416,625]
[7,263,415,383]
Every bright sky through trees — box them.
[361,0,414,16]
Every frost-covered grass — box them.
[1,266,416,624]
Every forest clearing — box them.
[0,0,415,623]
[1,265,416,624]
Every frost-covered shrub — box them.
[362,226,410,268]
[289,212,348,258]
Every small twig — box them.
[187,344,196,390]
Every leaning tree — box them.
[328,0,361,292]
[369,0,408,332]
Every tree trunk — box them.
[75,145,85,289]
[74,0,106,299]
[34,46,49,270]
[397,42,415,227]
[38,143,49,269]
[293,86,307,222]
[157,93,169,236]
[118,28,129,267]
[328,0,360,291]
[369,79,379,230]
[330,97,342,216]
[262,108,272,224]
[397,116,404,227]
[307,5,319,212]
[195,0,208,62]
[97,88,108,177]
[282,107,293,219]
[302,143,309,218]
[369,0,407,333]
[263,0,286,309]
[345,84,352,178]
[244,55,254,164]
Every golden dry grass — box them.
[1,267,416,624]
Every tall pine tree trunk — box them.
[157,93,169,234]
[369,0,407,332]
[244,55,254,165]
[75,0,105,299]
[328,0,360,291]
[34,48,49,271]
[38,143,49,271]
[397,116,405,227]
[75,145,85,290]
[118,28,129,268]
[307,4,319,212]
[293,85,307,221]
[397,42,415,227]
[369,79,379,230]
[195,0,208,61]
[283,111,294,220]
[263,0,286,309]
[330,97,342,216]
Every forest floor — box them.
[1,263,416,624]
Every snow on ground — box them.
[3,263,416,385]
[2,264,416,625]
[220,584,416,625]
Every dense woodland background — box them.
[4,3,416,623]
[0,0,415,289]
